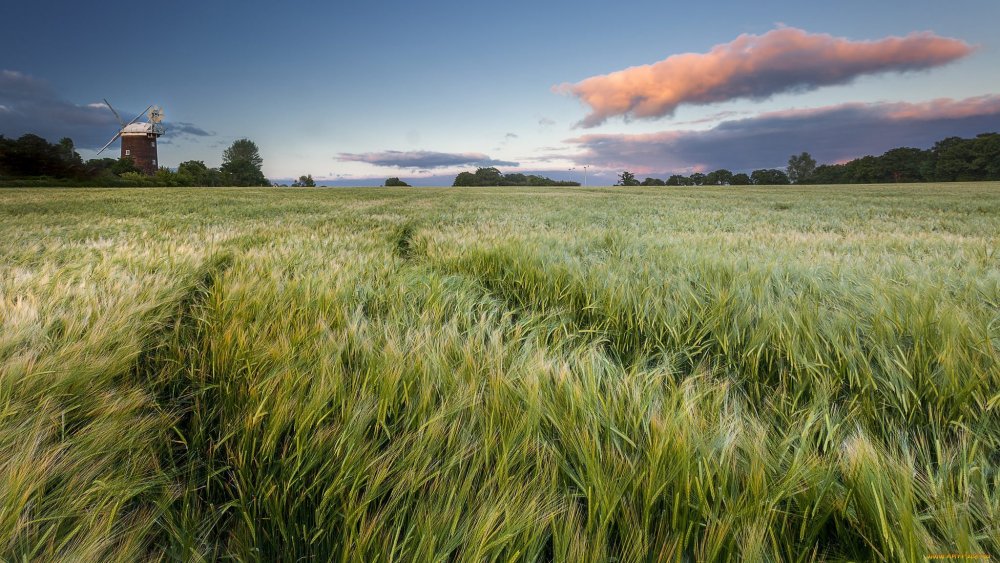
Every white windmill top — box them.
[122,122,159,135]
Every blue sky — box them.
[2,0,999,185]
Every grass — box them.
[0,183,998,561]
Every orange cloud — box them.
[556,28,974,127]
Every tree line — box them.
[616,168,790,186]
[0,134,269,187]
[808,133,1000,183]
[4,131,997,188]
[616,132,1000,186]
[453,167,580,187]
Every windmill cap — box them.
[122,122,164,135]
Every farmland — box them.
[1,183,998,561]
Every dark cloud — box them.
[0,69,212,149]
[0,70,119,148]
[337,150,518,169]
[566,95,1000,173]
[557,28,975,127]
[157,122,214,146]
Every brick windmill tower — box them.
[97,100,165,175]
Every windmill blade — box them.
[103,99,124,126]
[96,131,122,155]
[125,104,153,127]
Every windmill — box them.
[98,100,165,175]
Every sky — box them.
[1,0,999,185]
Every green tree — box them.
[221,138,268,186]
[640,177,666,186]
[750,169,790,185]
[843,156,880,183]
[453,172,476,187]
[878,148,928,182]
[177,160,213,186]
[689,172,707,186]
[786,152,817,184]
[616,171,639,186]
[57,137,84,173]
[112,156,141,176]
[292,174,316,187]
[502,173,528,186]
[971,133,1000,179]
[0,134,84,178]
[153,167,184,187]
[473,167,503,186]
[810,164,846,184]
[84,157,119,179]
[384,177,410,187]
[665,175,690,186]
[704,169,734,185]
[931,133,1000,181]
[730,173,751,185]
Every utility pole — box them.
[569,165,590,187]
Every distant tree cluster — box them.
[618,168,789,186]
[1,134,108,182]
[292,174,316,187]
[384,177,410,187]
[612,133,999,187]
[0,134,269,187]
[453,167,580,187]
[806,134,1000,184]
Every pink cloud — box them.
[736,95,1000,123]
[556,28,974,127]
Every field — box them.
[1,183,998,561]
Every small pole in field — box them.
[569,165,590,187]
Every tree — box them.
[931,133,1000,181]
[730,173,751,185]
[154,167,185,187]
[810,164,846,184]
[704,169,733,185]
[689,172,706,186]
[970,133,1000,179]
[640,177,666,186]
[843,156,880,183]
[616,171,640,186]
[787,152,817,184]
[452,169,578,187]
[666,175,690,186]
[878,148,928,182]
[502,173,528,186]
[473,167,503,186]
[751,168,790,185]
[177,160,214,186]
[57,137,84,173]
[84,158,119,179]
[0,134,84,178]
[112,156,141,176]
[453,171,476,187]
[384,177,410,187]
[221,138,268,186]
[292,174,316,187]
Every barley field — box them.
[1,184,998,561]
